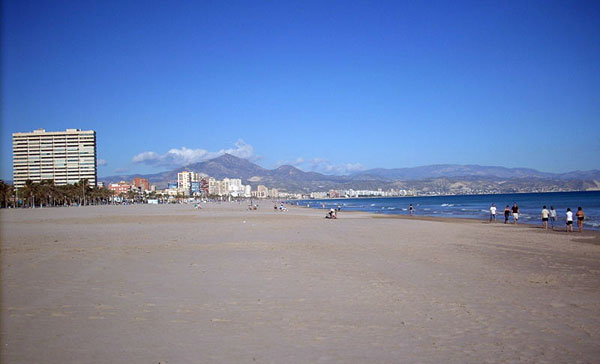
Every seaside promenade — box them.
[1,203,600,363]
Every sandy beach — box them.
[1,203,600,363]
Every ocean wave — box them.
[441,203,454,207]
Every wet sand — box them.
[2,203,600,363]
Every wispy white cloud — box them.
[97,159,107,166]
[132,139,256,167]
[278,156,364,175]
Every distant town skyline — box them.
[2,1,599,180]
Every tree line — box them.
[0,179,114,208]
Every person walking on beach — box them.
[576,207,585,232]
[550,206,557,229]
[504,205,511,224]
[512,203,520,224]
[566,208,574,232]
[489,203,497,222]
[409,204,414,215]
[541,205,550,230]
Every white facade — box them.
[177,171,199,195]
[12,128,97,188]
[227,178,244,197]
[256,185,268,198]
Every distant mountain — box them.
[99,155,600,193]
[353,164,600,181]
[100,154,352,192]
[185,154,269,180]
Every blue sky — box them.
[2,0,599,180]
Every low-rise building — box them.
[256,185,268,198]
[108,181,132,195]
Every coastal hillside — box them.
[353,165,600,181]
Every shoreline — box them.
[292,203,600,235]
[294,189,600,199]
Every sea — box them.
[291,191,600,231]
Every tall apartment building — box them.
[177,171,199,195]
[132,177,150,192]
[12,128,97,189]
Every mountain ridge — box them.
[99,154,600,193]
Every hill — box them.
[99,155,600,194]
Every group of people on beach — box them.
[325,204,342,219]
[489,203,586,232]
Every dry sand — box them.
[1,203,600,363]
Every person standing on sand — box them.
[550,206,557,229]
[504,205,511,224]
[541,205,550,230]
[409,204,414,215]
[489,203,497,222]
[566,208,574,232]
[512,203,520,224]
[576,207,585,232]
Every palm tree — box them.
[0,180,15,208]
[126,190,136,203]
[38,179,57,207]
[79,179,90,205]
[64,183,79,206]
[22,180,38,208]
[53,183,66,206]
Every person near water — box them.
[549,206,557,229]
[409,204,414,215]
[489,203,497,222]
[512,203,520,224]
[541,205,550,230]
[326,208,337,219]
[576,206,585,232]
[566,208,574,232]
[504,205,511,224]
